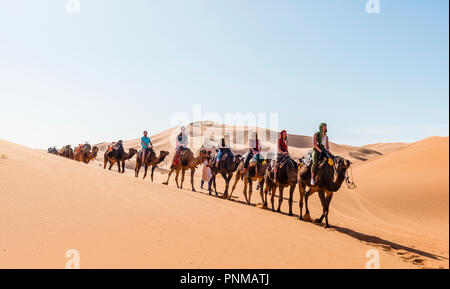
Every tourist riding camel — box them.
[215,132,233,167]
[264,153,298,215]
[74,143,98,163]
[59,145,74,159]
[104,140,138,173]
[139,130,154,161]
[163,148,209,192]
[135,149,170,181]
[171,126,189,168]
[273,130,289,182]
[229,151,273,205]
[262,131,298,214]
[208,147,241,198]
[298,151,352,228]
[311,123,330,185]
[242,132,261,174]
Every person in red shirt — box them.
[274,130,289,180]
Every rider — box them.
[311,123,329,185]
[274,130,289,180]
[140,130,153,159]
[243,132,261,173]
[215,132,233,167]
[172,126,189,167]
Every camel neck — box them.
[330,170,347,192]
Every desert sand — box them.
[0,125,448,268]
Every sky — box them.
[0,0,448,148]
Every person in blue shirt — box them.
[140,130,153,159]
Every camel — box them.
[263,155,298,215]
[58,145,74,159]
[208,150,241,198]
[298,153,352,228]
[48,147,58,155]
[104,142,138,173]
[162,148,209,192]
[74,143,98,164]
[229,154,272,205]
[135,149,170,181]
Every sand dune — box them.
[1,132,448,268]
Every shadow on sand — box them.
[185,186,448,266]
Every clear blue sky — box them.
[0,0,448,148]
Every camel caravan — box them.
[47,123,355,228]
[49,143,98,163]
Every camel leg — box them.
[229,171,241,200]
[324,192,334,228]
[248,179,253,205]
[288,184,295,216]
[117,160,121,173]
[180,169,186,189]
[221,172,230,197]
[259,179,266,207]
[108,160,115,170]
[104,158,107,169]
[163,168,175,185]
[243,178,249,204]
[151,166,156,182]
[263,182,270,208]
[270,186,276,212]
[213,176,217,195]
[298,183,306,221]
[276,185,285,213]
[303,189,314,222]
[315,190,327,224]
[135,160,141,178]
[209,173,215,195]
[143,164,149,180]
[190,168,196,192]
[175,169,180,188]
[121,161,125,173]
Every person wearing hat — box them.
[243,131,261,173]
[215,132,232,167]
[311,123,329,185]
[172,126,189,167]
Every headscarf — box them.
[319,123,327,135]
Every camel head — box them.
[231,154,242,171]
[319,156,352,192]
[128,148,138,157]
[198,149,209,162]
[90,146,99,160]
[159,150,170,160]
[334,157,351,174]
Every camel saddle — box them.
[108,141,123,151]
[278,155,298,170]
[75,144,83,154]
[138,147,153,159]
